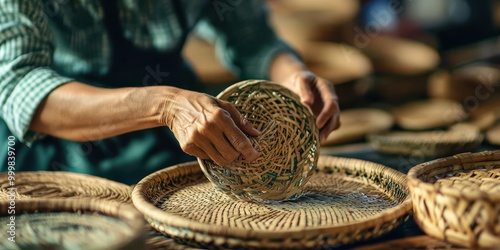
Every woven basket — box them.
[324,108,394,146]
[0,198,145,249]
[198,80,320,202]
[407,151,500,248]
[392,99,467,130]
[132,156,412,249]
[368,124,483,157]
[0,171,131,203]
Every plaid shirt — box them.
[0,0,294,144]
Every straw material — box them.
[368,124,483,157]
[407,151,500,248]
[0,171,131,203]
[0,198,145,250]
[198,80,320,202]
[132,156,412,249]
[392,99,467,130]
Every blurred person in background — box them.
[0,0,340,184]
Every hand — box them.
[163,89,260,166]
[281,71,341,144]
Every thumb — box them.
[217,100,261,137]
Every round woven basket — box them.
[0,198,145,249]
[198,80,320,202]
[392,99,467,130]
[407,151,500,248]
[368,124,484,157]
[324,108,394,146]
[0,171,131,203]
[132,156,412,249]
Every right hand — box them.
[163,89,260,166]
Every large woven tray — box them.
[132,156,412,249]
[408,151,500,248]
[0,198,145,250]
[0,171,131,202]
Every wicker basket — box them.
[407,150,500,248]
[392,99,467,130]
[0,198,145,249]
[324,108,394,146]
[368,124,484,157]
[132,156,412,249]
[198,80,320,202]
[0,171,131,202]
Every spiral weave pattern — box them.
[199,80,320,202]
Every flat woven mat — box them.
[132,156,413,249]
[0,171,131,203]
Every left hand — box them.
[280,71,340,144]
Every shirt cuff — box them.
[5,67,73,145]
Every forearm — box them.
[30,82,176,141]
[269,52,308,84]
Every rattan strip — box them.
[408,151,500,248]
[132,157,412,249]
[199,80,320,202]
[0,198,145,250]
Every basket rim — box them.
[0,170,132,202]
[0,198,145,249]
[131,156,412,240]
[407,150,500,202]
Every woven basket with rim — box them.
[368,124,484,157]
[132,156,412,249]
[0,198,145,249]
[407,150,500,248]
[0,171,131,202]
[0,171,192,249]
[198,80,320,202]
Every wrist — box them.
[269,52,308,84]
[147,86,182,128]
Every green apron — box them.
[0,0,201,185]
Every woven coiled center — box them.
[199,80,319,202]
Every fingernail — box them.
[252,127,261,135]
[249,150,260,161]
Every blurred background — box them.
[183,0,500,156]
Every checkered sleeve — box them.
[196,0,299,80]
[0,1,73,144]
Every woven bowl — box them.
[407,151,500,248]
[0,198,145,250]
[198,80,320,202]
[132,156,412,249]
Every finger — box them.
[194,134,232,166]
[184,145,210,160]
[316,81,340,129]
[319,115,341,145]
[296,73,315,106]
[203,126,242,164]
[217,100,261,137]
[211,105,260,162]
